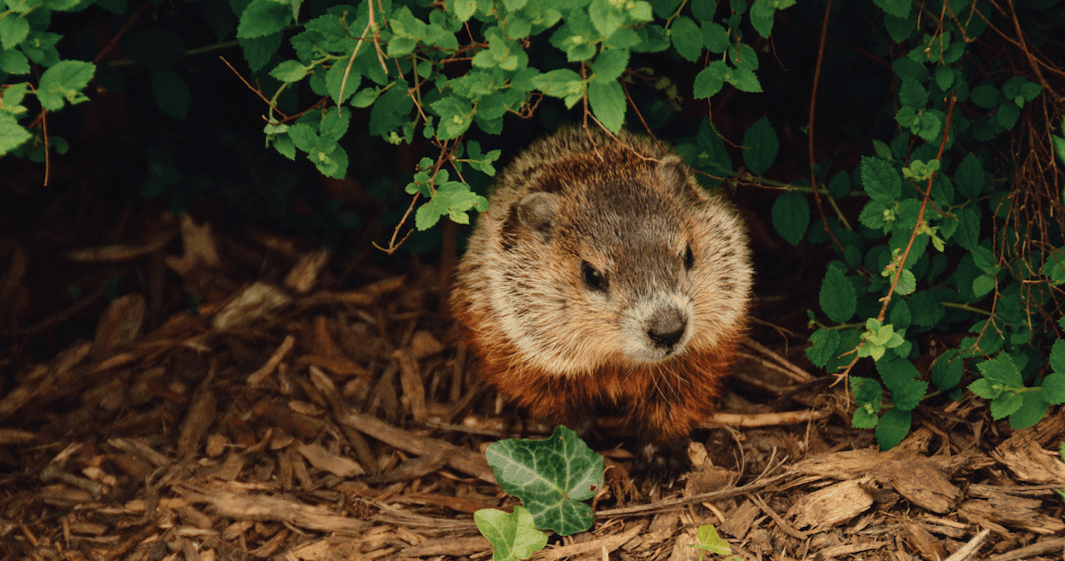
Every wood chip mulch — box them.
[1,213,1064,561]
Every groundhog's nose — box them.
[647,307,687,349]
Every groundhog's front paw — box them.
[633,441,691,483]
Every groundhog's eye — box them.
[581,261,607,291]
[684,244,695,270]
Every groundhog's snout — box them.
[646,306,688,350]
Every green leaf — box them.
[37,60,96,111]
[997,103,1020,130]
[416,181,489,229]
[877,355,919,390]
[771,191,809,246]
[872,0,910,17]
[151,68,190,120]
[0,117,32,156]
[429,96,474,140]
[1041,373,1065,405]
[670,16,703,62]
[1041,248,1065,285]
[690,525,733,556]
[485,426,604,536]
[894,269,916,295]
[1008,391,1047,430]
[852,376,884,405]
[899,77,927,108]
[806,328,841,368]
[451,0,477,22]
[749,0,795,37]
[742,116,779,175]
[693,61,727,99]
[1050,339,1065,374]
[239,32,283,74]
[591,49,629,84]
[977,353,1023,387]
[270,60,308,83]
[935,65,955,92]
[589,0,625,38]
[860,156,902,204]
[701,22,729,53]
[474,507,548,561]
[970,84,1001,108]
[588,80,625,133]
[237,0,292,39]
[0,13,30,50]
[931,350,963,390]
[875,408,911,450]
[968,378,1000,399]
[0,48,30,74]
[820,266,857,323]
[990,392,1023,420]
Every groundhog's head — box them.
[488,139,750,378]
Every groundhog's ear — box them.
[658,155,698,200]
[515,192,559,240]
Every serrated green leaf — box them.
[588,80,625,133]
[1050,340,1065,375]
[1008,392,1048,430]
[877,355,919,390]
[742,116,779,175]
[452,0,477,21]
[997,103,1020,129]
[972,274,995,298]
[430,96,474,140]
[691,524,732,555]
[968,378,999,399]
[0,48,30,75]
[899,77,927,108]
[729,66,762,92]
[990,392,1024,420]
[875,408,911,450]
[873,0,910,17]
[1041,373,1065,405]
[591,49,629,84]
[0,13,30,51]
[894,269,916,295]
[0,118,32,156]
[693,62,727,99]
[820,267,856,323]
[861,156,902,204]
[935,65,954,91]
[852,407,880,429]
[485,426,604,536]
[749,0,794,37]
[931,350,963,390]
[977,353,1023,386]
[771,191,809,246]
[37,60,96,111]
[589,0,625,38]
[852,376,884,404]
[670,16,703,62]
[806,328,841,368]
[701,22,729,53]
[270,60,308,83]
[237,0,291,39]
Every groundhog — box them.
[451,127,752,476]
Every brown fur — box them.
[451,127,752,475]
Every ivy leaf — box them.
[820,266,856,323]
[588,80,625,133]
[771,191,809,246]
[670,16,703,62]
[485,426,604,536]
[742,116,779,175]
[474,507,548,561]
